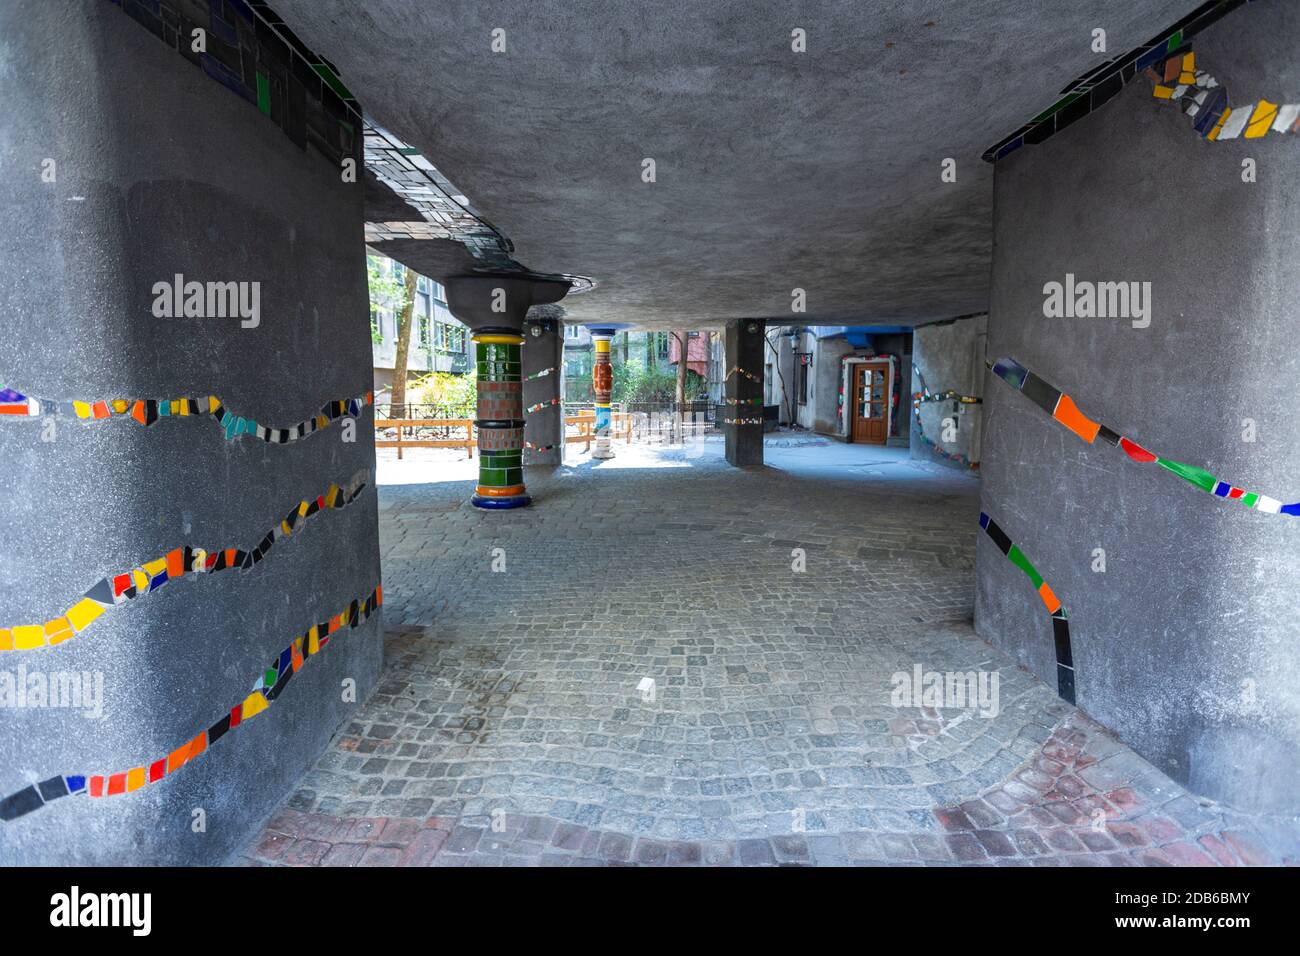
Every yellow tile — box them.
[280,519,293,536]
[307,625,320,655]
[178,399,189,417]
[1183,51,1195,71]
[143,558,167,577]
[44,617,74,645]
[0,629,12,651]
[132,568,149,592]
[1179,71,1196,85]
[1153,85,1175,100]
[1208,108,1230,141]
[126,767,146,792]
[13,625,45,650]
[241,691,269,719]
[208,396,220,412]
[298,501,310,517]
[72,400,92,419]
[1246,99,1277,138]
[66,597,106,632]
[111,399,128,414]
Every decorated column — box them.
[443,275,571,509]
[724,319,765,466]
[471,329,530,509]
[590,328,616,460]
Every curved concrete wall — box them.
[0,4,381,863]
[978,2,1299,812]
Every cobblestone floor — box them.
[237,437,1300,866]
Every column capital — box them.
[444,275,571,332]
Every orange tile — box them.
[1052,393,1101,443]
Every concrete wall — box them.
[978,3,1299,812]
[911,314,987,468]
[0,4,381,862]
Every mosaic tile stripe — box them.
[911,364,981,470]
[0,584,382,823]
[1149,49,1300,141]
[105,0,362,169]
[979,512,1075,704]
[0,386,371,443]
[990,356,1297,515]
[0,471,371,653]
[982,0,1251,162]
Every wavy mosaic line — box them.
[911,365,981,470]
[0,584,382,823]
[990,356,1299,515]
[0,387,372,443]
[0,471,370,653]
[1149,48,1300,141]
[979,512,1075,704]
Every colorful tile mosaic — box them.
[0,386,371,443]
[1148,49,1300,141]
[982,0,1252,162]
[0,584,382,823]
[472,333,530,509]
[990,356,1299,516]
[979,512,1075,704]
[106,0,361,169]
[0,471,370,653]
[911,364,981,470]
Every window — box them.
[796,353,811,406]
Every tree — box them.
[389,266,418,419]
[674,329,690,440]
[366,255,403,345]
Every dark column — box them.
[522,317,563,466]
[724,320,765,466]
[0,3,380,863]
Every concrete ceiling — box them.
[280,0,1194,330]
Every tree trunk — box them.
[390,267,418,419]
[765,329,793,424]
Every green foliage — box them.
[612,358,705,404]
[366,255,404,344]
[409,368,477,411]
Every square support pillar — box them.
[522,317,563,466]
[724,320,765,467]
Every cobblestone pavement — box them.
[237,438,1300,866]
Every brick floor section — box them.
[234,440,1300,866]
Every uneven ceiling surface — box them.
[280,0,1195,330]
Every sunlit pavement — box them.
[236,436,1299,865]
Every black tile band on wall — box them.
[979,512,1076,705]
[982,0,1251,162]
[107,0,362,169]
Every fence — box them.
[375,404,700,459]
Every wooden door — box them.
[851,362,889,444]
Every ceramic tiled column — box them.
[590,328,616,460]
[471,329,530,509]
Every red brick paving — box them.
[236,714,1298,867]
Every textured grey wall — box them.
[0,4,381,863]
[911,315,987,469]
[978,2,1299,812]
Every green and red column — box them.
[441,275,573,510]
[471,329,530,509]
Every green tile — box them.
[256,71,271,115]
